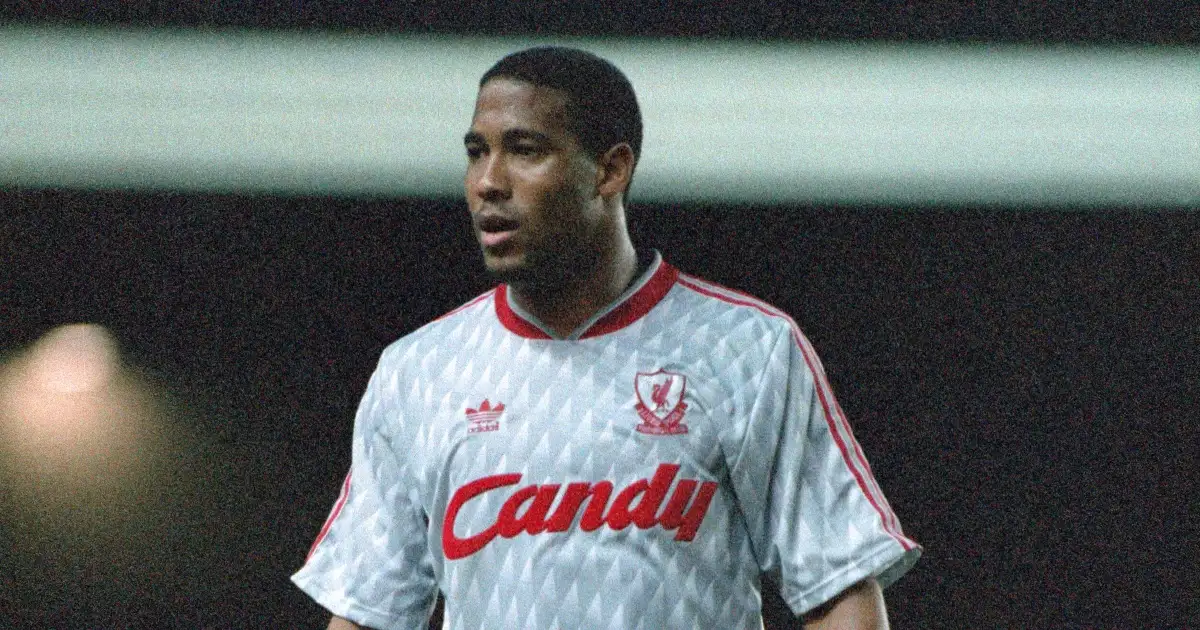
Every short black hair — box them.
[480,46,642,168]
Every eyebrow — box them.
[463,129,554,146]
[502,129,552,145]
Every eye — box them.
[465,144,485,160]
[508,137,555,158]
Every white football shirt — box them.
[293,252,920,629]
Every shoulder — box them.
[671,271,840,395]
[669,270,804,346]
[375,287,499,369]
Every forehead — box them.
[469,77,572,136]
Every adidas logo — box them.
[466,399,503,433]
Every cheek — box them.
[515,171,571,218]
[512,161,596,236]
[540,182,592,235]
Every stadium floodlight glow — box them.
[0,324,135,479]
[0,323,171,527]
[1,26,1197,206]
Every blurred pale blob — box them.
[29,323,120,393]
[0,324,163,504]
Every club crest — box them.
[634,369,689,435]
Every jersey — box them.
[292,252,920,629]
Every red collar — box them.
[494,259,680,340]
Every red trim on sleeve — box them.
[792,335,908,545]
[306,472,353,562]
[676,274,916,551]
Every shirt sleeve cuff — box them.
[291,571,431,630]
[781,540,922,616]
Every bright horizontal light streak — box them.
[1,26,1197,206]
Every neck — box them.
[510,234,639,338]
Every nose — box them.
[469,153,511,203]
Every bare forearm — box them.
[328,616,368,630]
[800,578,889,630]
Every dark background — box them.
[2,0,1197,42]
[3,3,1198,629]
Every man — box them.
[293,46,920,629]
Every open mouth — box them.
[477,215,520,247]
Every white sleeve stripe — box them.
[678,275,916,550]
[306,471,353,562]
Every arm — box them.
[800,578,889,630]
[328,616,366,630]
[292,355,438,629]
[728,326,918,622]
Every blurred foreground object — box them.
[0,325,202,626]
[0,324,163,501]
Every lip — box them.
[480,229,517,248]
[475,212,520,248]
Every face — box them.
[464,78,605,287]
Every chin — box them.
[484,253,569,290]
[481,251,531,284]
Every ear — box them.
[595,142,636,199]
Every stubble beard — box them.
[483,244,575,293]
[483,189,602,293]
[482,229,604,300]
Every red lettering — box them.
[544,482,600,532]
[497,484,559,537]
[442,473,521,560]
[495,486,539,538]
[442,465,717,560]
[607,464,679,530]
[631,464,680,528]
[578,481,613,531]
[606,479,648,530]
[658,479,698,530]
[541,481,613,532]
[657,478,719,541]
[675,481,718,541]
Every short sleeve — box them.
[291,360,438,629]
[727,325,921,616]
